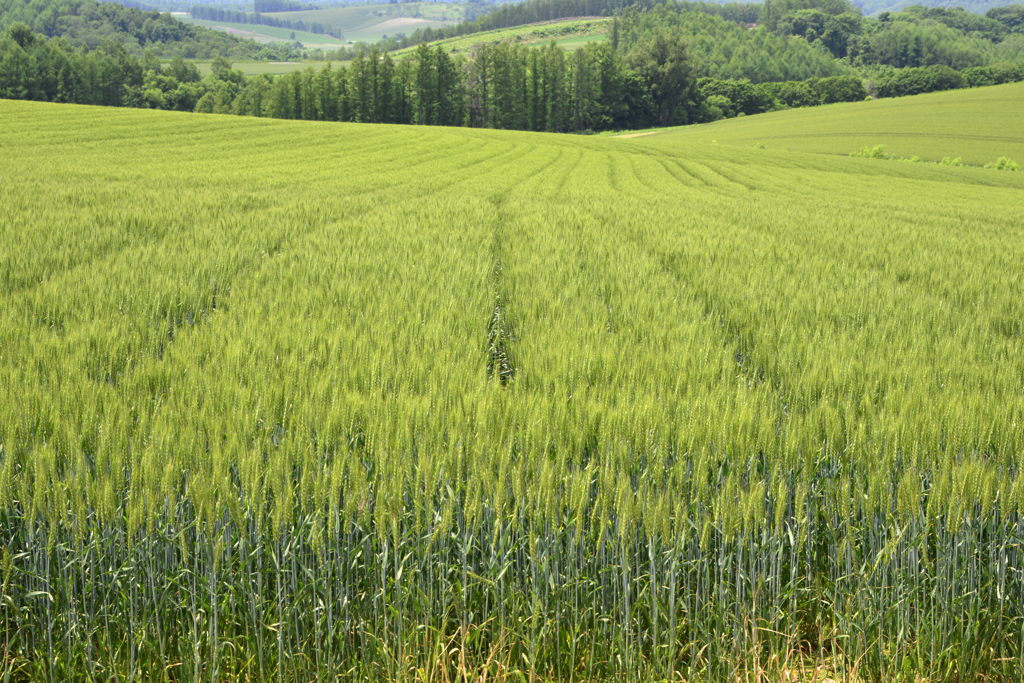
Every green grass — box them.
[0,98,1022,682]
[651,81,1024,166]
[189,60,311,76]
[179,16,349,48]
[395,17,610,56]
[179,3,463,47]
[551,32,608,50]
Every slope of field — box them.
[179,15,349,48]
[265,2,463,42]
[189,59,309,76]
[649,81,1024,166]
[1,100,1022,682]
[396,16,610,55]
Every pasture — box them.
[191,60,311,77]
[658,81,1024,166]
[396,17,611,55]
[0,96,1022,682]
[264,2,463,43]
[181,3,462,46]
[179,16,349,48]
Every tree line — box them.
[3,19,1022,132]
[1,20,865,131]
[623,0,1024,71]
[189,6,343,40]
[404,0,1024,77]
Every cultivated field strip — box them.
[1,100,1023,682]
[656,81,1024,164]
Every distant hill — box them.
[261,2,465,42]
[392,16,611,56]
[855,0,1022,17]
[0,0,286,57]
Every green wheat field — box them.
[1,93,1023,682]
[662,81,1024,165]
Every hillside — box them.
[183,2,465,45]
[393,16,611,56]
[1,94,1022,681]
[264,1,464,39]
[646,80,1024,164]
[179,15,349,48]
[858,0,1024,16]
[0,0,273,57]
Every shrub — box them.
[874,65,963,98]
[851,144,890,159]
[985,156,1020,171]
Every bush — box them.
[985,157,1020,171]
[705,94,733,118]
[809,75,868,104]
[961,63,1024,88]
[697,78,773,116]
[760,80,819,109]
[850,144,890,159]
[874,65,963,98]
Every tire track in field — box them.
[553,147,585,198]
[702,161,768,192]
[618,220,784,401]
[17,144,507,391]
[621,153,665,199]
[510,146,567,197]
[649,155,706,190]
[684,159,754,193]
[622,153,658,197]
[486,210,517,387]
[606,151,621,195]
[9,135,522,344]
[0,133,447,301]
[632,151,725,193]
[426,141,541,199]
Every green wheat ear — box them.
[1,93,1022,682]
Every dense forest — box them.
[0,19,867,128]
[402,0,1024,81]
[1,0,1023,131]
[0,0,300,57]
[405,0,1024,65]
[3,19,1022,133]
[403,0,760,47]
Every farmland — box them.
[191,60,309,77]
[178,16,349,48]
[181,2,465,46]
[658,81,1024,166]
[1,95,1023,682]
[395,17,611,56]
[262,2,465,28]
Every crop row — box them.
[1,101,1023,681]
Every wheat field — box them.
[1,99,1023,682]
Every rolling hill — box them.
[393,16,610,55]
[178,14,349,47]
[181,1,464,46]
[1,84,1022,681]
[639,80,1024,165]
